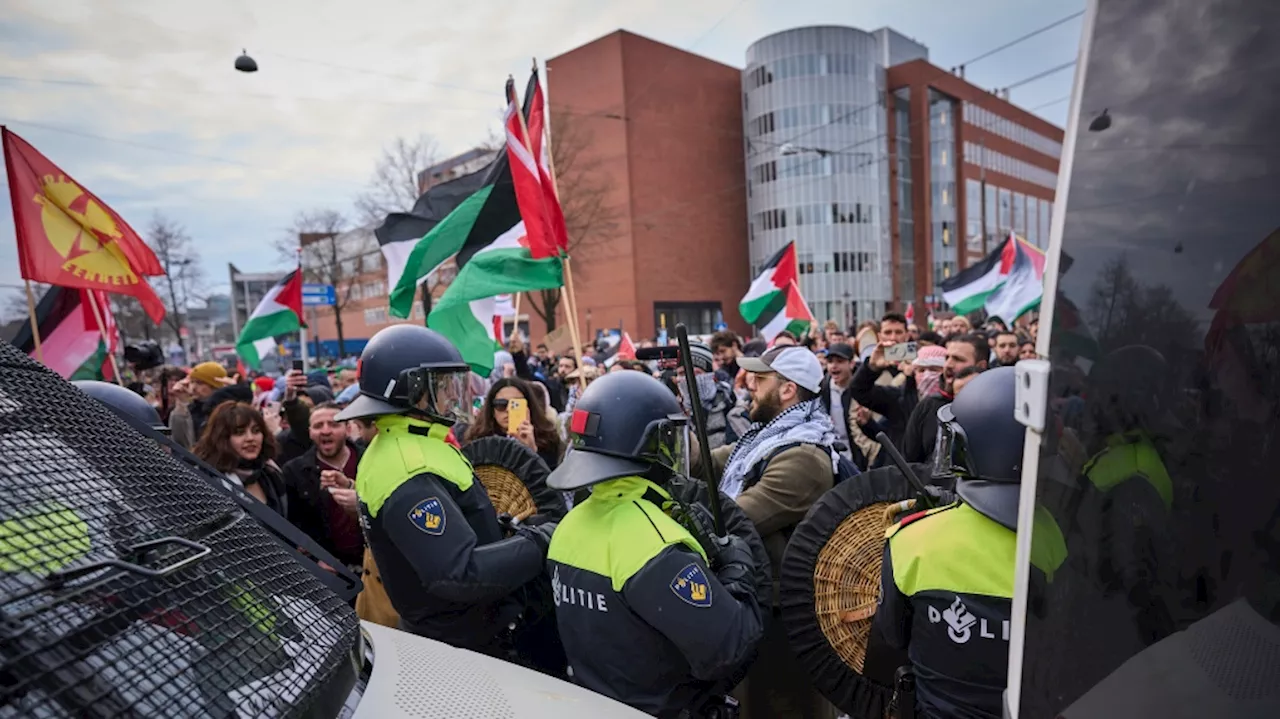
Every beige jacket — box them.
[697,442,833,607]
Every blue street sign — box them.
[302,283,336,306]
[714,322,728,332]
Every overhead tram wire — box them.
[0,117,259,167]
[743,9,1087,161]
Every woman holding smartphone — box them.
[464,377,565,470]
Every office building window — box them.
[833,251,874,272]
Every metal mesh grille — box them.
[0,341,360,718]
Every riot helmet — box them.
[73,380,168,434]
[1086,344,1176,437]
[548,370,687,491]
[933,366,1025,529]
[334,324,472,425]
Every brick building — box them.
[886,60,1064,311]
[543,30,751,341]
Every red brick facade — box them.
[542,31,750,342]
[887,60,1064,311]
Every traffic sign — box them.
[302,284,336,306]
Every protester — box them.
[168,362,251,449]
[1019,339,1038,360]
[993,330,1021,366]
[709,329,743,384]
[465,377,565,470]
[193,401,288,516]
[281,401,364,571]
[675,341,739,449]
[901,332,990,463]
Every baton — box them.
[876,431,935,509]
[676,323,725,535]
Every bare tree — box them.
[148,214,202,352]
[2,282,49,325]
[354,134,441,228]
[278,209,360,357]
[526,113,622,331]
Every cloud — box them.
[0,0,1078,322]
[1056,0,1280,327]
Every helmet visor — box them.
[932,403,975,479]
[427,370,472,425]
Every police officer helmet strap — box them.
[357,415,475,518]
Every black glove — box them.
[667,500,718,558]
[521,513,555,527]
[517,521,557,555]
[710,533,756,600]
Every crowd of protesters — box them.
[111,309,1033,718]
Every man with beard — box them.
[281,402,364,571]
[691,345,840,718]
[901,333,989,463]
[993,330,1021,367]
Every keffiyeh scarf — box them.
[720,398,837,499]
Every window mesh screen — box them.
[0,340,360,717]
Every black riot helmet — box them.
[334,324,472,425]
[933,366,1025,530]
[73,380,169,434]
[1086,344,1174,436]
[548,370,688,491]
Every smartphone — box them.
[506,398,528,436]
[885,341,919,363]
[292,359,305,372]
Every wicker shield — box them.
[780,464,953,718]
[462,436,567,521]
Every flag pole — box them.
[23,279,43,362]
[512,292,522,341]
[86,290,124,385]
[534,58,585,366]
[6,125,43,363]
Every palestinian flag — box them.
[379,155,499,314]
[940,233,1048,317]
[236,268,303,369]
[10,285,118,380]
[759,280,814,342]
[383,70,555,319]
[426,78,565,375]
[740,241,799,325]
[983,239,1043,324]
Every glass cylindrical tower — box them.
[743,26,890,331]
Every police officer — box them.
[334,324,556,656]
[873,367,1064,719]
[546,370,765,719]
[74,380,170,435]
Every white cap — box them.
[738,345,823,394]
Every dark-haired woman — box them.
[464,377,564,470]
[194,401,288,516]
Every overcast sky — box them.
[0,0,1081,317]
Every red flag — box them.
[3,128,166,322]
[504,79,558,260]
[905,302,915,324]
[524,69,570,254]
[616,332,637,360]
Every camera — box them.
[123,341,164,372]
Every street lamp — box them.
[1088,108,1111,132]
[779,143,830,157]
[234,50,259,73]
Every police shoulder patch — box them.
[670,563,713,608]
[408,496,446,536]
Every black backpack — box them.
[739,441,861,492]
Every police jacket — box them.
[547,476,764,718]
[874,501,1015,719]
[357,415,545,654]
